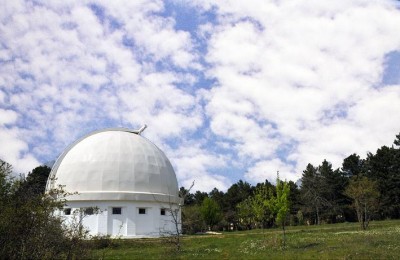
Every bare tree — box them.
[156,181,194,252]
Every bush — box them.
[91,234,115,249]
[0,159,92,259]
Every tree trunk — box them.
[363,202,369,230]
[355,200,364,230]
[282,222,286,249]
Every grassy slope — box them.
[93,220,400,259]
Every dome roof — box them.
[47,128,179,203]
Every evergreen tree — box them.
[342,154,364,178]
[319,160,346,223]
[193,190,208,205]
[179,186,195,206]
[287,181,302,224]
[341,154,365,221]
[366,145,400,219]
[20,165,51,196]
[300,163,327,225]
[209,187,226,210]
[224,180,254,228]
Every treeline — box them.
[181,132,400,233]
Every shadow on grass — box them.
[297,242,320,249]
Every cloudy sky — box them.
[1,0,400,191]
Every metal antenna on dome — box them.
[137,124,147,135]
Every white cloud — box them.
[0,125,40,174]
[198,0,400,182]
[245,159,297,184]
[167,142,231,192]
[0,0,202,177]
[0,109,18,125]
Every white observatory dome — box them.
[47,128,179,203]
[47,128,181,237]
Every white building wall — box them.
[126,205,135,236]
[60,200,180,238]
[97,210,108,235]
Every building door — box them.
[136,207,153,235]
[108,207,126,236]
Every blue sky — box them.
[1,0,400,191]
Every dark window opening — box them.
[161,208,166,215]
[138,208,146,214]
[112,207,122,215]
[64,208,71,215]
[84,208,94,215]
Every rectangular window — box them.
[84,207,94,215]
[138,208,146,214]
[160,208,166,216]
[112,207,122,215]
[64,208,71,215]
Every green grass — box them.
[92,220,400,259]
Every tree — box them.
[224,180,254,228]
[345,176,379,230]
[0,160,92,259]
[341,154,366,221]
[237,198,255,230]
[182,205,206,234]
[22,165,51,195]
[158,181,195,252]
[0,159,13,205]
[193,190,208,205]
[209,187,226,210]
[225,180,254,210]
[251,184,272,229]
[319,160,346,223]
[394,132,400,146]
[200,197,222,231]
[342,154,364,178]
[179,186,195,206]
[284,180,303,226]
[366,145,400,219]
[266,175,290,248]
[300,163,328,225]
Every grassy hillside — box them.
[92,220,400,259]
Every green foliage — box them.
[193,190,208,205]
[182,205,206,234]
[236,198,254,229]
[21,165,51,195]
[264,175,290,247]
[91,234,115,249]
[342,153,364,178]
[300,163,327,225]
[200,197,222,230]
[345,176,379,230]
[273,177,290,226]
[251,184,270,225]
[301,160,348,224]
[0,159,92,259]
[180,186,195,205]
[1,160,66,259]
[366,143,400,219]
